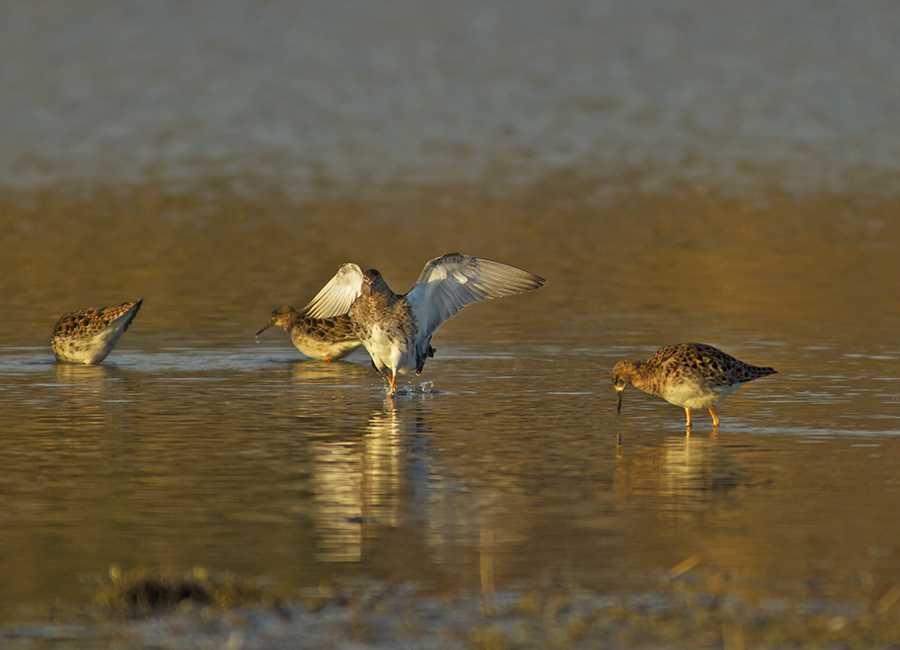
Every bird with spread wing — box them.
[303,253,544,395]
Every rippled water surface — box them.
[2,0,900,638]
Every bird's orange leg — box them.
[709,408,720,428]
[684,408,693,429]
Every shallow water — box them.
[2,185,900,625]
[1,0,900,638]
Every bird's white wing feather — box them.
[303,263,365,319]
[405,253,544,339]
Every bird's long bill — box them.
[255,321,274,337]
[616,389,623,415]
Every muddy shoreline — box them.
[5,567,900,650]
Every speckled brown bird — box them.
[256,306,362,361]
[51,299,142,364]
[612,342,776,428]
[303,253,544,395]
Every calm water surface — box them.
[1,0,900,636]
[2,186,900,624]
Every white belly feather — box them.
[662,380,741,410]
[366,324,415,375]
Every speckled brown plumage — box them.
[51,299,142,364]
[612,342,776,428]
[304,254,544,395]
[256,306,362,361]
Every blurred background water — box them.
[1,0,900,630]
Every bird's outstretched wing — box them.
[405,253,544,339]
[304,263,365,319]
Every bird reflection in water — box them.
[613,433,741,518]
[308,400,433,563]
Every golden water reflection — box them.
[614,434,740,518]
[305,398,533,584]
[1,180,900,620]
[309,405,406,562]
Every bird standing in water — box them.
[51,299,142,364]
[612,342,776,428]
[304,253,544,395]
[256,306,362,361]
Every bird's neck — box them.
[354,289,401,315]
[627,361,658,392]
[283,308,303,330]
